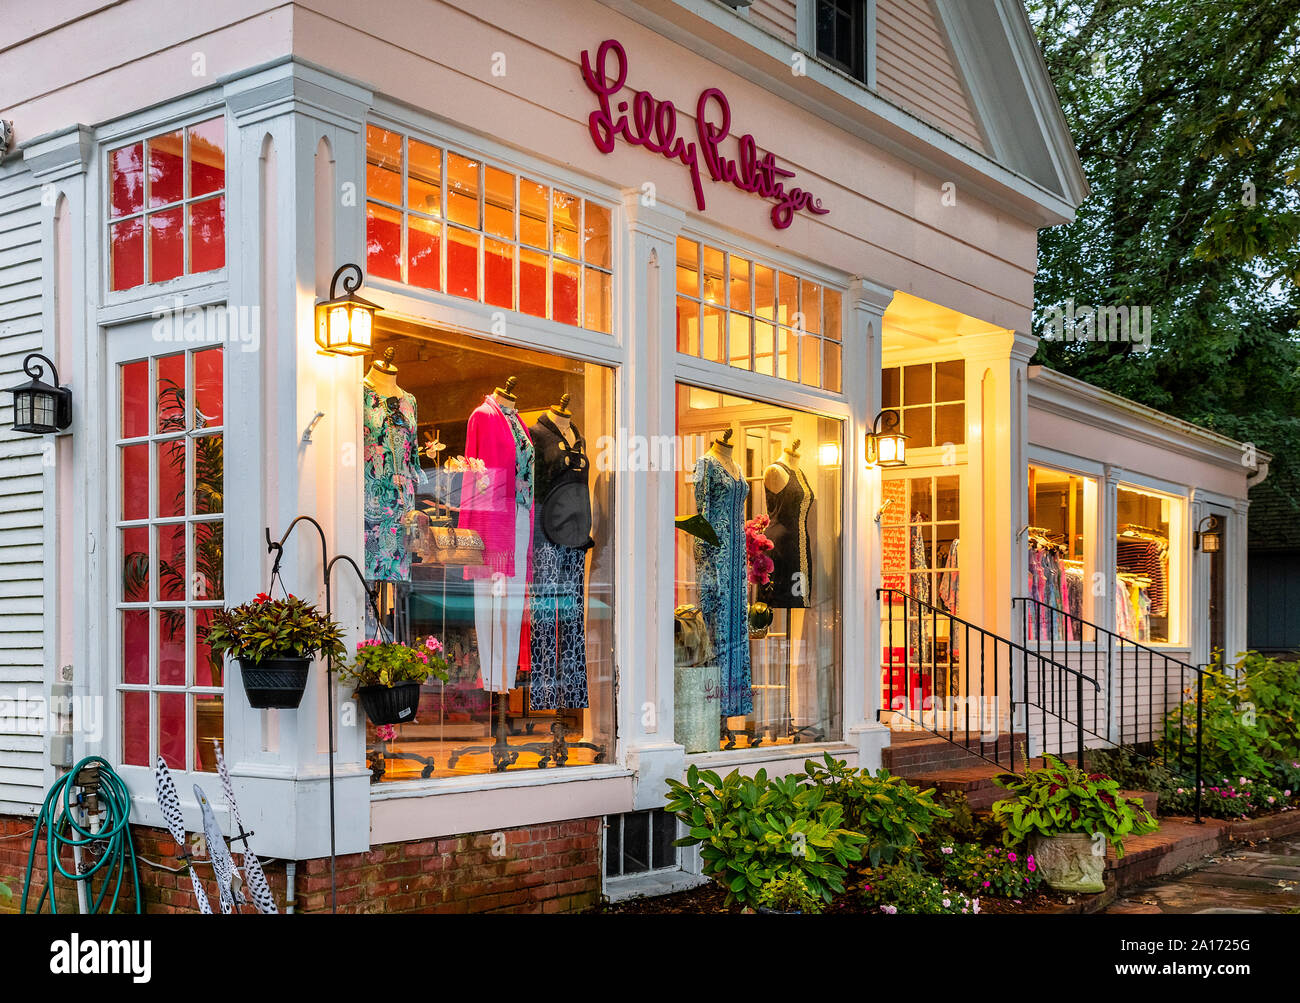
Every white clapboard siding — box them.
[0,160,50,813]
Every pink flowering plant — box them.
[337,636,450,689]
[859,863,980,915]
[928,841,1043,899]
[744,515,775,586]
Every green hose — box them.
[21,756,142,914]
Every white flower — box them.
[942,897,951,908]
[972,898,981,914]
[941,846,954,855]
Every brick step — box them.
[882,732,1025,777]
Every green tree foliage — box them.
[1028,1,1300,510]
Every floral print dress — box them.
[364,384,425,581]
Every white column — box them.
[845,278,893,770]
[617,192,687,809]
[222,59,374,859]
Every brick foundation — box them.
[0,814,601,914]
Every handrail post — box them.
[1194,669,1204,824]
[1076,670,1085,771]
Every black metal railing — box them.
[1013,596,1206,821]
[879,588,1099,773]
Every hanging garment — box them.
[459,395,535,581]
[760,461,814,608]
[474,506,530,692]
[1117,537,1168,616]
[528,535,588,709]
[528,413,592,710]
[909,520,930,661]
[937,538,959,658]
[1114,578,1137,640]
[363,384,426,582]
[693,452,752,717]
[1027,546,1049,641]
[1064,568,1084,641]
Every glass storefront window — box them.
[365,126,613,334]
[1026,466,1096,641]
[673,385,843,751]
[881,360,964,449]
[357,320,615,780]
[1115,486,1182,644]
[675,238,843,392]
[880,473,961,704]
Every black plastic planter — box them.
[358,682,422,726]
[238,656,312,709]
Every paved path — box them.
[1106,838,1300,914]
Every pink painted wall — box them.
[1027,403,1249,500]
[2,0,1042,333]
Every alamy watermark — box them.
[151,297,261,352]
[1039,299,1153,349]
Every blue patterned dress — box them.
[693,452,752,717]
[363,384,425,581]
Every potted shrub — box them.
[991,755,1158,893]
[203,593,345,709]
[337,636,450,726]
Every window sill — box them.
[685,741,856,771]
[369,762,632,801]
[604,868,708,903]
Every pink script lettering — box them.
[580,39,829,230]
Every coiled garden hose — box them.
[21,756,142,914]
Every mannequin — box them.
[362,347,424,582]
[528,390,593,711]
[364,347,401,397]
[693,426,751,718]
[760,436,814,611]
[459,375,534,693]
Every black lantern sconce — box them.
[1194,514,1222,553]
[315,263,381,357]
[865,409,908,468]
[6,353,71,434]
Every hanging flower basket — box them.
[357,682,423,725]
[238,657,314,709]
[201,593,345,711]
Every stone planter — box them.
[1031,832,1106,893]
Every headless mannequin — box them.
[549,393,575,446]
[762,439,806,709]
[707,428,742,479]
[364,347,402,398]
[764,438,801,494]
[494,375,519,410]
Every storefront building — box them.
[0,0,1262,911]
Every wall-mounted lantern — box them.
[866,409,907,468]
[1194,514,1222,553]
[5,353,72,434]
[315,263,380,357]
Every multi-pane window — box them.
[365,125,613,333]
[882,360,965,448]
[117,347,224,773]
[108,119,226,291]
[675,238,843,392]
[816,0,870,84]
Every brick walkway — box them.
[1105,838,1300,913]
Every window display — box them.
[1115,486,1181,644]
[357,320,615,780]
[1026,466,1094,641]
[674,386,843,751]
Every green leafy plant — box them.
[337,637,450,688]
[665,765,868,909]
[202,593,345,665]
[859,863,980,915]
[754,870,824,914]
[991,755,1158,856]
[1162,652,1300,786]
[1159,775,1297,820]
[798,753,950,867]
[929,841,1043,899]
[930,790,1007,846]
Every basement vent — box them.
[604,809,680,878]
